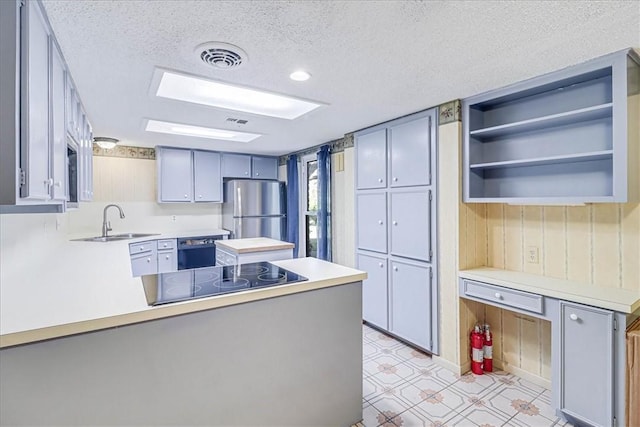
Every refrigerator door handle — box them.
[237,186,242,218]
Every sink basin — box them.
[72,233,160,242]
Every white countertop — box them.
[0,255,365,348]
[67,228,230,241]
[215,237,294,253]
[459,267,640,314]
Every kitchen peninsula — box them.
[0,255,366,426]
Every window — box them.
[301,155,318,257]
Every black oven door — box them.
[177,236,220,270]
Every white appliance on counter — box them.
[221,180,286,240]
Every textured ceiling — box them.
[41,0,640,155]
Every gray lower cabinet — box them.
[559,301,614,427]
[130,239,177,276]
[358,253,388,329]
[389,260,431,350]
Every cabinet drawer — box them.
[129,240,157,255]
[157,239,175,250]
[461,279,544,314]
[215,250,236,266]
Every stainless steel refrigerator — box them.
[222,180,286,240]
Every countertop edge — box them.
[459,268,640,314]
[0,272,366,349]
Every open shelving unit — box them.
[462,49,640,204]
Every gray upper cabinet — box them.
[222,153,278,180]
[358,253,388,329]
[20,0,51,201]
[222,153,251,178]
[390,189,431,262]
[356,129,387,189]
[50,40,67,202]
[463,48,640,204]
[193,150,222,202]
[389,260,431,350]
[0,0,90,210]
[356,192,387,253]
[158,148,193,202]
[389,116,431,187]
[251,156,278,180]
[559,302,614,427]
[157,147,222,203]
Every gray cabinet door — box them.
[356,192,387,253]
[559,302,614,427]
[222,153,251,178]
[50,40,66,201]
[193,150,221,202]
[20,0,51,200]
[358,253,388,329]
[159,148,193,202]
[157,249,177,273]
[356,129,387,189]
[130,251,158,277]
[389,260,431,350]
[389,116,431,187]
[252,156,278,180]
[78,114,93,202]
[390,190,431,262]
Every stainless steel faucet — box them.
[102,204,126,237]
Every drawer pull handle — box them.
[146,258,151,263]
[393,266,398,271]
[378,178,383,183]
[163,243,168,247]
[393,221,398,226]
[393,177,398,182]
[494,292,502,300]
[165,255,170,260]
[569,313,578,321]
[378,262,384,268]
[139,247,144,251]
[378,220,383,225]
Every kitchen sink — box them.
[72,233,160,242]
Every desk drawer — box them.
[461,279,544,314]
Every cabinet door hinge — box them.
[19,168,26,186]
[613,416,617,427]
[429,192,433,201]
[18,0,25,7]
[429,250,433,259]
[429,269,433,279]
[614,318,618,331]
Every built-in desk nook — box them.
[459,267,640,427]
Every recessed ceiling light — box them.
[145,120,261,142]
[289,70,311,82]
[155,70,324,120]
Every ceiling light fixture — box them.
[93,137,119,150]
[145,119,261,142]
[289,70,311,82]
[154,70,324,120]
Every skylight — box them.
[145,120,261,142]
[155,70,323,120]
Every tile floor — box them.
[361,323,573,427]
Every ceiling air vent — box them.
[196,42,247,70]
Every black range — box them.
[141,261,308,306]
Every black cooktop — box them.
[142,261,308,306]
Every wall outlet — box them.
[171,215,177,222]
[527,246,539,264]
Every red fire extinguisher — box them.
[483,324,493,372]
[471,325,484,375]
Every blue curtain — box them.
[317,145,331,261]
[286,155,300,258]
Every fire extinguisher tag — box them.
[483,345,493,359]
[472,348,484,362]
